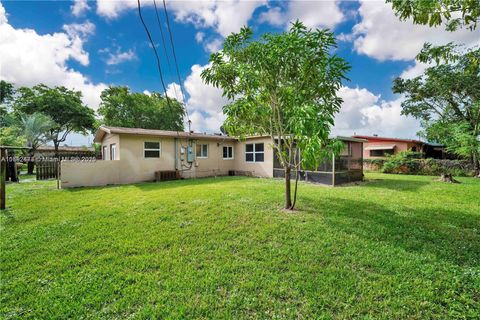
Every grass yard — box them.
[1,173,479,319]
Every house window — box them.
[370,149,394,157]
[223,146,233,159]
[245,143,264,162]
[110,144,116,160]
[144,142,161,158]
[196,143,208,158]
[102,145,107,160]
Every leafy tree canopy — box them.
[201,21,350,209]
[98,86,185,131]
[387,0,480,31]
[0,80,15,105]
[393,43,480,176]
[13,84,96,153]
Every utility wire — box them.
[162,0,190,126]
[136,0,172,111]
[152,0,180,102]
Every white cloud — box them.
[400,61,430,79]
[349,0,480,61]
[258,6,283,27]
[0,1,7,24]
[71,0,91,17]
[195,31,205,43]
[332,86,421,139]
[204,38,223,53]
[104,48,136,65]
[183,63,229,132]
[260,0,344,30]
[96,0,137,19]
[96,0,266,37]
[166,82,184,103]
[189,110,225,133]
[0,3,106,110]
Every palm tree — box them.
[20,113,54,174]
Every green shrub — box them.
[382,151,423,174]
[379,151,474,176]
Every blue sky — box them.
[1,0,478,146]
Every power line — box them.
[136,0,172,111]
[162,0,190,126]
[152,0,179,102]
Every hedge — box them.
[364,151,475,177]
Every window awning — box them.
[365,144,396,150]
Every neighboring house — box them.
[352,135,446,159]
[61,126,366,188]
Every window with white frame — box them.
[245,143,264,162]
[102,145,107,160]
[223,146,233,159]
[144,141,161,158]
[110,144,116,160]
[196,143,208,158]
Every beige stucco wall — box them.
[62,134,241,187]
[181,139,236,179]
[233,137,274,178]
[101,133,120,160]
[61,160,122,188]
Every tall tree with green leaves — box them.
[0,81,16,127]
[393,44,480,177]
[201,22,349,210]
[0,80,15,104]
[13,84,96,156]
[98,86,185,131]
[20,113,54,174]
[387,0,480,31]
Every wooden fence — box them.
[36,159,60,180]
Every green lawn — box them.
[1,173,479,319]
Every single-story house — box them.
[61,126,366,188]
[352,135,446,159]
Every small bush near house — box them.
[381,151,475,176]
[382,151,423,174]
[363,158,385,171]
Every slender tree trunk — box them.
[291,167,300,210]
[54,141,60,159]
[284,166,292,209]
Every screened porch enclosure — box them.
[272,139,364,186]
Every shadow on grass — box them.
[300,194,480,268]
[361,177,431,192]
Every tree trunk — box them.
[54,142,60,159]
[291,167,300,210]
[284,166,292,209]
[438,173,460,183]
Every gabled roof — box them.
[94,126,236,143]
